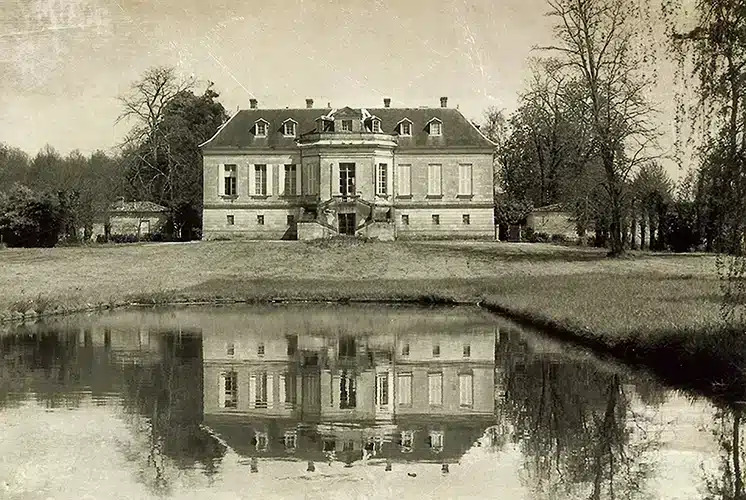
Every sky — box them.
[0,0,691,179]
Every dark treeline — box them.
[0,66,227,248]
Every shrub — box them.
[551,233,569,244]
[0,184,64,247]
[95,234,108,244]
[109,233,139,244]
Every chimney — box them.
[440,96,448,108]
[306,98,314,108]
[383,97,391,108]
[250,98,258,109]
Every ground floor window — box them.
[219,371,238,408]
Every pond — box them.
[0,304,738,499]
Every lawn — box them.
[5,239,745,399]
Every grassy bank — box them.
[2,239,743,398]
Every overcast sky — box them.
[0,0,690,178]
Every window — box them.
[254,165,267,195]
[283,121,296,136]
[219,371,238,408]
[286,335,298,356]
[398,164,411,196]
[377,163,388,196]
[250,373,269,408]
[401,214,409,226]
[257,215,265,225]
[257,343,265,356]
[284,431,297,451]
[226,214,235,225]
[459,164,473,195]
[401,431,414,453]
[459,373,473,407]
[463,344,471,358]
[339,371,356,409]
[224,164,237,196]
[400,121,412,136]
[427,164,442,196]
[339,336,356,358]
[341,119,352,132]
[304,164,318,195]
[284,164,297,195]
[375,373,389,407]
[287,214,295,225]
[371,119,381,133]
[462,214,470,225]
[256,121,267,137]
[398,373,413,405]
[255,432,268,451]
[428,372,443,406]
[401,343,410,356]
[226,343,235,356]
[280,372,296,407]
[429,121,442,136]
[339,163,355,196]
[432,344,440,357]
[429,431,444,453]
[432,214,440,225]
[323,119,334,132]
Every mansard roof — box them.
[200,106,495,151]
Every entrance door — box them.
[338,213,356,235]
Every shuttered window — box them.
[428,372,442,406]
[427,164,442,196]
[398,373,412,405]
[459,373,473,407]
[459,164,473,195]
[398,164,411,196]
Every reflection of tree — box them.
[497,331,659,499]
[702,405,746,500]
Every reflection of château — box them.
[202,310,497,465]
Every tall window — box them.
[304,164,318,195]
[427,164,442,196]
[371,119,381,133]
[459,373,473,407]
[398,373,412,405]
[398,164,411,196]
[283,121,296,136]
[341,119,352,132]
[399,121,412,136]
[254,165,267,195]
[339,163,355,196]
[428,372,443,406]
[375,373,389,407]
[339,371,356,409]
[284,164,297,195]
[377,163,388,196]
[224,164,237,196]
[429,121,442,136]
[401,431,414,453]
[459,164,473,195]
[429,431,444,453]
[280,372,296,407]
[250,373,269,409]
[256,121,267,137]
[219,371,238,408]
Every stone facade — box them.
[200,98,496,240]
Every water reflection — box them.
[0,305,731,498]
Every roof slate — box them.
[109,200,169,213]
[200,107,495,151]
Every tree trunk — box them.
[631,209,638,250]
[734,410,743,499]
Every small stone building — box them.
[106,200,169,237]
[526,204,577,240]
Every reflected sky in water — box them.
[0,305,731,499]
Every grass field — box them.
[5,238,746,399]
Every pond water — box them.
[0,304,738,499]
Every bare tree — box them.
[541,0,661,256]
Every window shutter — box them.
[248,164,255,196]
[459,373,473,406]
[218,164,225,196]
[266,374,274,408]
[279,374,287,406]
[218,373,226,408]
[398,165,411,196]
[266,165,274,196]
[295,165,302,195]
[249,375,256,409]
[332,163,340,195]
[278,165,286,196]
[459,164,472,195]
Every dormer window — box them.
[371,119,381,133]
[255,119,268,137]
[282,120,297,137]
[397,119,413,136]
[428,119,442,136]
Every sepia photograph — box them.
[1,0,746,498]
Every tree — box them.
[542,0,661,256]
[0,183,64,247]
[631,163,674,250]
[118,67,227,239]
